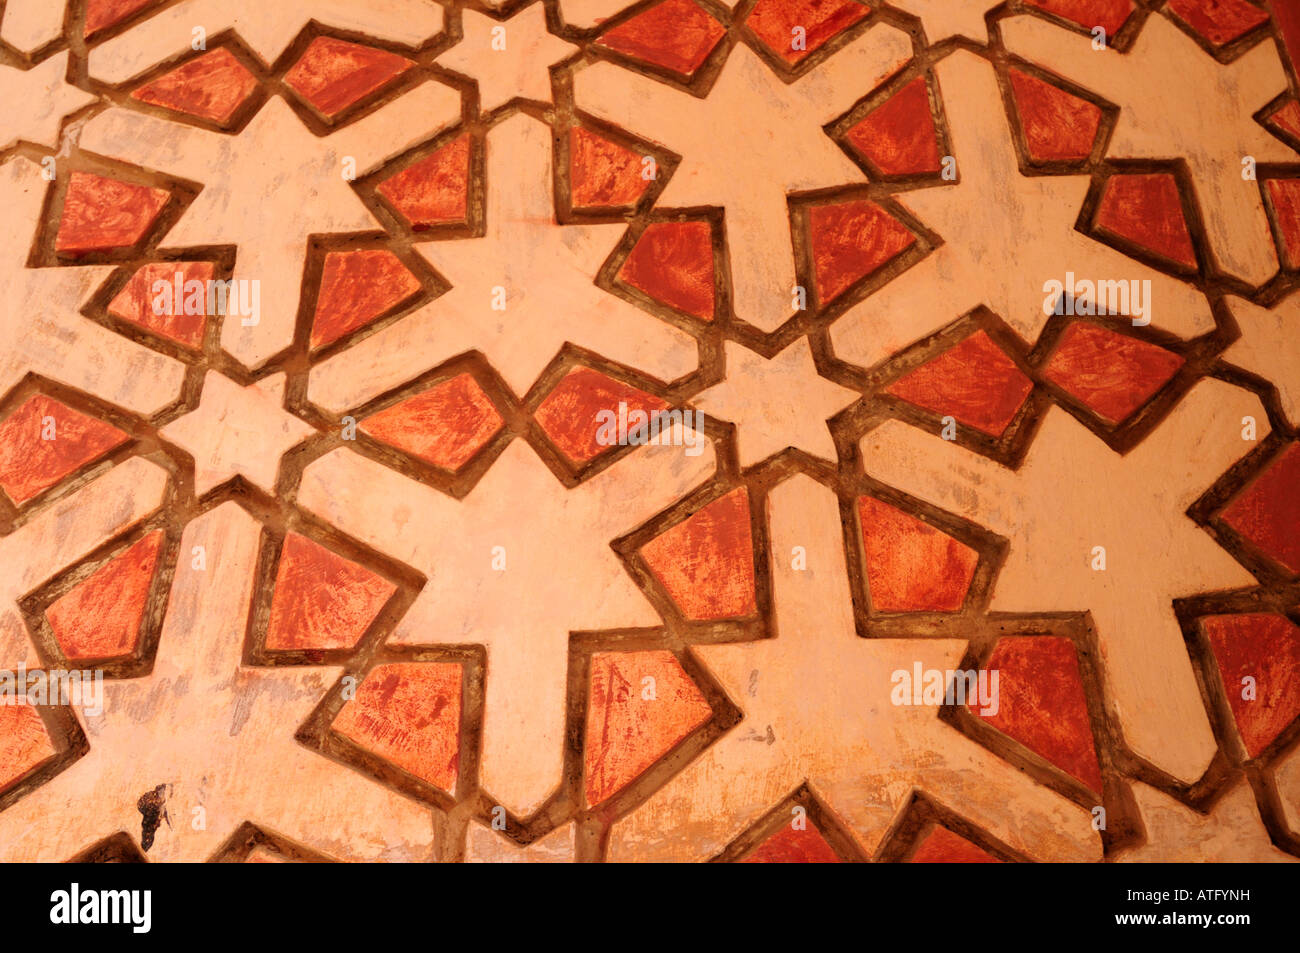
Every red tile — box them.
[1273,0,1300,78]
[742,822,841,863]
[534,366,669,465]
[909,826,1000,863]
[360,373,504,472]
[1095,172,1197,271]
[584,649,711,804]
[1167,0,1268,46]
[1008,68,1102,162]
[1265,178,1300,270]
[640,488,757,620]
[0,706,57,795]
[55,172,170,255]
[0,395,129,505]
[265,533,397,652]
[885,330,1034,437]
[1266,99,1300,142]
[975,636,1104,793]
[844,77,941,176]
[1201,613,1300,757]
[597,0,726,77]
[131,48,259,124]
[311,249,422,349]
[107,261,214,348]
[745,0,870,65]
[284,37,413,118]
[1220,441,1300,574]
[46,531,164,662]
[1041,322,1185,425]
[569,127,651,211]
[618,221,715,321]
[84,0,158,37]
[376,136,471,230]
[809,199,916,306]
[1026,0,1134,36]
[331,662,462,794]
[856,496,978,612]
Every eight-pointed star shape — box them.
[438,4,579,113]
[607,473,1101,861]
[160,370,316,495]
[1224,293,1300,428]
[861,377,1269,785]
[86,0,445,83]
[0,52,97,153]
[0,157,185,415]
[829,51,1214,371]
[889,0,997,44]
[308,112,698,409]
[693,337,859,467]
[1003,14,1296,287]
[296,434,717,818]
[573,25,913,332]
[77,87,461,370]
[0,503,437,861]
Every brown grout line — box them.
[711,781,873,862]
[4,0,1300,861]
[207,820,340,862]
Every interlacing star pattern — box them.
[0,0,1298,863]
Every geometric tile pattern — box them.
[0,0,1298,865]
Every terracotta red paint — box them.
[46,531,164,662]
[311,249,422,349]
[640,488,757,620]
[534,366,669,465]
[856,496,978,612]
[1271,0,1300,77]
[1220,441,1300,574]
[845,77,941,176]
[745,0,870,64]
[1267,100,1300,142]
[618,221,715,320]
[331,662,462,794]
[55,172,170,256]
[909,826,1000,863]
[886,330,1034,437]
[1201,613,1300,757]
[376,136,471,229]
[975,636,1104,793]
[569,127,651,210]
[265,533,397,652]
[284,37,413,117]
[84,0,158,37]
[1265,178,1300,270]
[107,261,213,348]
[0,706,56,795]
[1095,172,1198,271]
[741,823,841,863]
[131,48,259,124]
[584,650,711,805]
[1026,0,1133,36]
[809,199,915,306]
[1041,322,1184,425]
[596,0,725,77]
[360,373,504,472]
[1008,68,1101,162]
[0,395,129,504]
[1167,0,1268,46]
